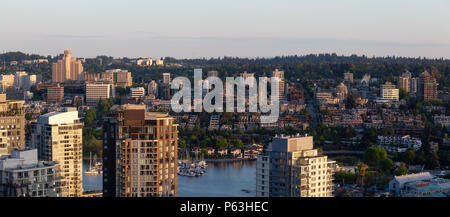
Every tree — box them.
[85,109,97,126]
[346,94,357,109]
[402,149,416,165]
[335,171,357,184]
[25,113,32,120]
[394,163,409,176]
[217,138,229,149]
[232,139,244,149]
[361,127,378,147]
[399,88,409,101]
[200,148,209,157]
[380,158,394,173]
[363,147,387,166]
[178,139,187,149]
[426,152,440,169]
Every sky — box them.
[1,0,450,59]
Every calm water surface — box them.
[82,160,257,196]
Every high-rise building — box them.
[52,49,84,83]
[47,84,64,104]
[0,94,25,157]
[85,82,115,105]
[417,71,438,101]
[381,82,399,101]
[398,71,412,93]
[336,82,348,101]
[162,73,171,85]
[256,135,336,197]
[30,108,83,197]
[148,80,158,97]
[271,69,285,100]
[410,77,418,95]
[0,148,63,197]
[103,104,178,197]
[158,83,171,100]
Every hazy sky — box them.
[1,0,450,58]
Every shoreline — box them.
[203,158,257,162]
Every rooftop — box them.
[394,172,434,184]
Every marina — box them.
[178,150,208,177]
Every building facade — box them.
[47,84,64,104]
[85,82,115,105]
[162,73,171,85]
[271,69,285,100]
[0,148,63,197]
[103,104,178,197]
[103,69,132,88]
[0,94,25,157]
[398,71,412,93]
[52,49,84,83]
[417,71,438,101]
[381,82,399,101]
[30,108,83,197]
[130,87,145,98]
[256,135,335,197]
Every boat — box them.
[241,189,251,193]
[85,152,99,175]
[177,153,208,177]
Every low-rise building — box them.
[130,87,145,98]
[230,148,242,157]
[377,135,422,153]
[389,172,450,197]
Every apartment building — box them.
[257,135,336,197]
[162,73,171,85]
[103,104,178,197]
[47,84,64,104]
[148,80,158,97]
[271,69,285,100]
[130,87,145,98]
[85,82,115,105]
[0,94,25,157]
[344,72,354,83]
[417,71,438,101]
[256,154,270,197]
[0,148,63,197]
[30,108,83,197]
[377,135,422,153]
[381,82,399,101]
[52,49,84,83]
[398,71,412,93]
[103,69,132,88]
[0,74,15,92]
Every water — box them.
[82,160,257,196]
[178,160,257,197]
[82,160,102,191]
